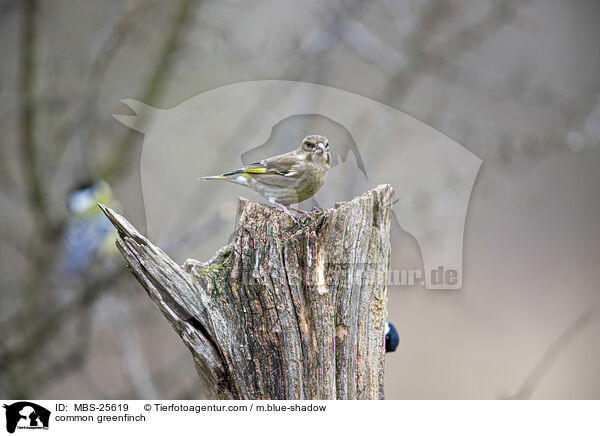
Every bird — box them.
[385,321,399,353]
[200,135,330,221]
[61,179,119,275]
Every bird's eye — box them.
[304,141,314,148]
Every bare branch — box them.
[99,0,197,180]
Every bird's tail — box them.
[199,175,227,181]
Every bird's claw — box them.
[284,211,300,225]
[270,202,300,225]
[290,207,323,218]
[269,202,326,226]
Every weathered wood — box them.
[99,184,394,399]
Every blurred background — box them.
[1,0,599,399]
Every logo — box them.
[2,402,50,434]
[114,80,481,289]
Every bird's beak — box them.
[316,143,325,154]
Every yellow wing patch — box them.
[244,167,268,174]
[242,167,296,176]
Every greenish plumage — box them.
[201,135,330,218]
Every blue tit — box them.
[61,180,119,275]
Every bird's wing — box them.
[259,153,302,177]
[218,153,301,188]
[223,153,300,178]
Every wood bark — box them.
[100,184,394,399]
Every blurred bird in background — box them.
[201,134,330,220]
[385,321,400,353]
[61,180,119,275]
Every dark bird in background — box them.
[385,321,400,353]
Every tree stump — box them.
[100,184,394,399]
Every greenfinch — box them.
[201,135,330,219]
